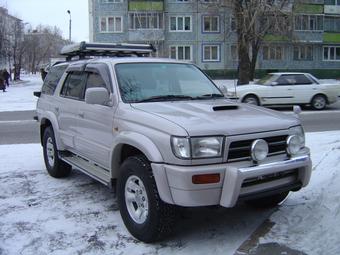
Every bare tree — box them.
[226,0,291,84]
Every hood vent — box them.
[213,105,239,111]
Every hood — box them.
[131,99,300,136]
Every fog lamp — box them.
[251,139,269,162]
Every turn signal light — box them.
[192,174,220,184]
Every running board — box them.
[60,153,111,187]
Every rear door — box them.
[57,71,87,149]
[75,63,116,169]
[288,74,318,104]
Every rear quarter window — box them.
[41,64,68,95]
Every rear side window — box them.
[60,72,86,100]
[294,75,313,85]
[41,65,68,95]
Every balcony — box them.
[128,29,165,41]
[323,32,340,43]
[324,5,340,15]
[128,0,164,11]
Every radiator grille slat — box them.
[228,135,287,162]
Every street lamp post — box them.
[67,10,72,42]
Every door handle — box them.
[287,89,293,91]
[55,107,59,113]
[78,112,84,118]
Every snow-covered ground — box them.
[0,132,340,254]
[0,74,42,112]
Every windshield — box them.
[115,63,223,103]
[257,74,278,85]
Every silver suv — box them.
[35,42,312,242]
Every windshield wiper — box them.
[193,93,225,100]
[137,95,194,103]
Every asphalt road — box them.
[0,105,339,145]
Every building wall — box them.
[89,0,340,72]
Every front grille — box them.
[227,135,287,162]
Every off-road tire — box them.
[42,126,71,178]
[117,155,177,243]
[311,94,327,110]
[245,191,289,208]
[242,95,260,106]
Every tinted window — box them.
[41,64,68,95]
[85,73,107,90]
[294,75,313,85]
[61,72,85,99]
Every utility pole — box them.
[67,10,72,42]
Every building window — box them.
[169,46,192,61]
[231,45,238,60]
[294,15,323,31]
[323,46,340,61]
[201,0,219,3]
[203,45,220,62]
[170,16,192,31]
[230,17,236,32]
[324,16,340,32]
[293,46,313,61]
[324,0,340,5]
[203,16,219,32]
[129,13,163,30]
[102,0,123,3]
[263,46,283,60]
[100,16,123,32]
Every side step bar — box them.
[60,153,112,187]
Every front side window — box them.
[170,16,191,31]
[169,46,192,61]
[203,16,219,32]
[61,72,85,100]
[203,45,220,62]
[115,63,223,103]
[100,16,123,32]
[85,73,107,90]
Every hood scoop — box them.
[213,105,239,111]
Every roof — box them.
[270,72,310,75]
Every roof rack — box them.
[60,41,156,61]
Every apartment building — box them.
[89,0,340,74]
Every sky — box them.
[0,0,89,42]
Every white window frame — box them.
[100,16,123,33]
[294,14,324,31]
[128,12,164,30]
[169,45,192,61]
[102,0,123,3]
[169,16,192,32]
[323,46,340,61]
[202,15,220,33]
[293,45,313,61]
[263,45,284,60]
[202,44,220,62]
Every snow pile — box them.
[0,74,42,112]
[259,131,340,255]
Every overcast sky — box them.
[0,0,89,42]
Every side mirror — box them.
[293,105,302,116]
[85,87,110,106]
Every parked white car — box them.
[225,73,340,110]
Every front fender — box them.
[39,111,65,151]
[110,131,163,178]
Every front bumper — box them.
[152,152,312,207]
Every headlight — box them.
[289,126,305,149]
[191,137,224,158]
[171,136,224,159]
[171,137,190,159]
